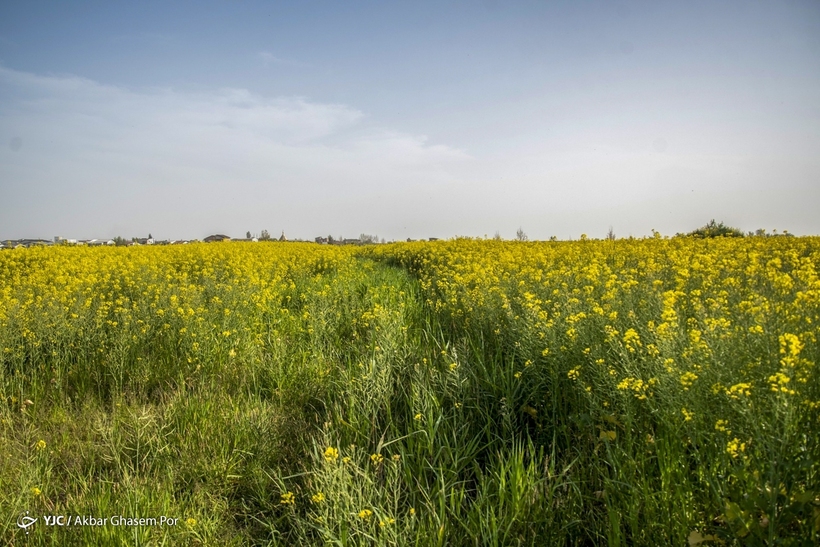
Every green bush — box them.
[685,220,745,238]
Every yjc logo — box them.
[17,511,38,534]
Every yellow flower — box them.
[414,413,423,421]
[768,372,796,394]
[617,377,649,400]
[358,509,373,519]
[342,456,351,464]
[715,419,730,433]
[726,438,746,458]
[36,439,46,450]
[680,371,698,389]
[727,383,752,399]
[30,487,42,496]
[567,367,580,380]
[370,453,384,465]
[280,491,295,505]
[681,408,694,422]
[392,454,401,461]
[599,430,617,441]
[324,446,339,462]
[514,371,522,379]
[623,328,642,352]
[779,332,803,361]
[185,518,197,527]
[409,507,416,516]
[311,492,325,503]
[449,362,458,371]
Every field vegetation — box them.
[1,237,819,545]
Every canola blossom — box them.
[1,237,819,544]
[369,236,820,543]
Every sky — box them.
[1,0,818,241]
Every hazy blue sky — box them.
[1,0,818,240]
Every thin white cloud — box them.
[257,51,309,67]
[1,65,817,240]
[0,66,471,239]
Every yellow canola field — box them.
[0,243,358,394]
[4,236,819,423]
[1,237,819,543]
[374,236,820,453]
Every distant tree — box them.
[328,235,335,244]
[769,229,794,238]
[607,226,616,241]
[148,233,152,239]
[686,220,744,238]
[360,234,378,244]
[246,231,251,239]
[113,236,127,246]
[260,230,271,241]
[515,227,528,242]
[493,231,502,241]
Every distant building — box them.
[204,234,231,243]
[21,239,53,247]
[279,232,287,242]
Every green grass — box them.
[1,240,819,545]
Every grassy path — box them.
[3,254,520,546]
